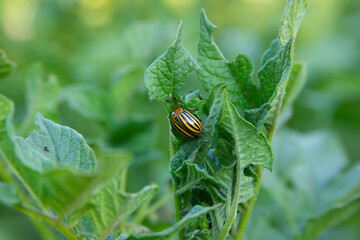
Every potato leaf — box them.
[144,22,200,112]
[76,180,158,239]
[125,205,219,240]
[43,148,131,219]
[213,90,273,239]
[295,198,360,240]
[280,0,309,46]
[257,38,293,104]
[197,10,257,114]
[220,90,273,170]
[15,113,97,174]
[261,0,308,131]
[255,130,360,239]
[197,9,294,134]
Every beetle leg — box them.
[189,106,199,112]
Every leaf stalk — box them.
[235,166,263,240]
[13,205,80,240]
[0,149,49,215]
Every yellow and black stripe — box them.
[171,108,203,138]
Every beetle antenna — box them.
[174,96,183,107]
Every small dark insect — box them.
[171,100,203,139]
[42,146,49,152]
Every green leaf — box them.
[175,163,220,196]
[227,54,260,109]
[41,170,96,215]
[44,148,132,219]
[244,103,272,132]
[202,83,228,131]
[220,90,273,170]
[295,198,360,240]
[38,131,130,218]
[257,0,308,135]
[206,163,254,205]
[15,113,97,174]
[0,182,20,206]
[60,84,110,121]
[258,39,294,135]
[196,9,295,125]
[213,90,273,239]
[197,10,258,114]
[144,22,199,111]
[213,139,234,167]
[0,100,49,214]
[245,216,287,240]
[175,158,254,220]
[258,130,359,239]
[280,0,308,46]
[0,50,14,80]
[282,61,307,112]
[317,164,360,216]
[36,148,130,218]
[261,39,281,66]
[258,38,293,103]
[0,94,48,210]
[77,181,158,239]
[184,90,205,116]
[197,8,228,94]
[126,205,219,240]
[19,64,60,135]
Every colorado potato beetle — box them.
[171,101,203,138]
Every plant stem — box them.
[235,76,288,240]
[170,134,183,240]
[173,181,183,240]
[235,166,263,240]
[267,85,286,142]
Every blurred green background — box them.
[0,0,359,239]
